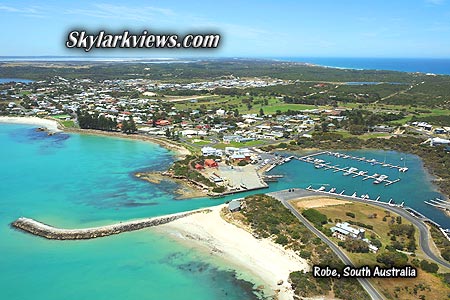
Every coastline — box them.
[0,116,191,158]
[0,116,62,133]
[135,171,209,199]
[64,128,191,159]
[156,204,309,300]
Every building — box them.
[434,128,447,135]
[195,164,204,170]
[204,159,218,168]
[228,199,242,212]
[371,125,394,133]
[430,137,450,146]
[330,222,365,240]
[201,146,223,157]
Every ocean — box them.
[0,123,448,300]
[275,57,450,75]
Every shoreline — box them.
[64,127,191,159]
[0,116,63,133]
[135,171,209,199]
[0,116,191,158]
[157,204,309,300]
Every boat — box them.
[318,186,326,191]
[351,192,357,197]
[315,164,324,169]
[329,187,336,193]
[372,173,380,178]
[374,174,388,184]
[344,167,357,175]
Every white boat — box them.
[344,167,357,176]
[329,187,336,193]
[318,186,326,191]
[351,192,357,197]
[374,174,388,184]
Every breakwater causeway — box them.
[11,209,210,240]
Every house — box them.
[330,222,365,240]
[204,159,218,168]
[201,146,223,157]
[371,125,394,133]
[434,128,447,134]
[430,137,450,146]
[228,199,242,212]
[195,164,204,170]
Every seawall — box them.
[11,209,210,240]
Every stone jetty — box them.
[11,209,210,240]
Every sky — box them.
[1,0,450,58]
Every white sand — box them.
[0,116,62,132]
[159,205,309,300]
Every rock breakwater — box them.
[12,209,210,240]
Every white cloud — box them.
[63,3,176,23]
[0,4,45,17]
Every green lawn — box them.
[60,120,76,128]
[214,140,265,149]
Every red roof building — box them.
[204,159,218,168]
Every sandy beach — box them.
[158,205,309,300]
[0,116,62,132]
[65,128,191,158]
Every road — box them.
[269,190,386,300]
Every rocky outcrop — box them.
[11,209,210,240]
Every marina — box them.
[295,152,401,186]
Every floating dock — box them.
[325,151,409,172]
[296,154,400,186]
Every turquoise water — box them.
[0,124,264,300]
[1,124,448,300]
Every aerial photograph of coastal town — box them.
[1,1,450,300]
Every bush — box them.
[302,209,328,227]
[237,160,248,166]
[346,212,355,218]
[420,260,439,273]
[212,186,225,193]
[276,235,289,245]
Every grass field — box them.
[172,94,324,114]
[213,140,265,149]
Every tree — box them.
[121,119,129,133]
[165,128,171,138]
[259,108,264,116]
[128,116,137,133]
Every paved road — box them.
[269,191,386,300]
